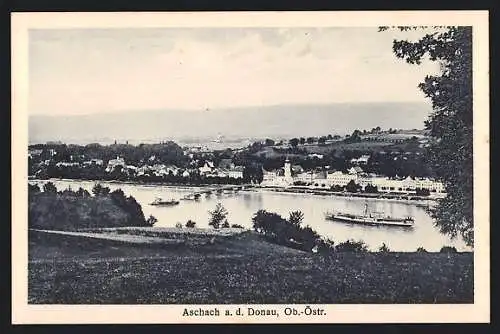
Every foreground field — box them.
[28,230,473,304]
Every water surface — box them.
[31,179,470,252]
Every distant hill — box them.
[29,102,432,145]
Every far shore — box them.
[29,177,439,204]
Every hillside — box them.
[29,102,432,145]
[29,229,473,304]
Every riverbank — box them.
[28,228,473,304]
[29,177,439,204]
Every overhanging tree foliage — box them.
[382,26,473,246]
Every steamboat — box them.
[325,203,414,227]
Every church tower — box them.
[284,158,292,181]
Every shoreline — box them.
[30,177,439,204]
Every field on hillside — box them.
[28,230,473,304]
[254,140,426,160]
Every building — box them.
[106,156,125,172]
[295,171,314,183]
[28,149,43,159]
[150,164,180,177]
[348,166,364,175]
[261,160,293,188]
[283,159,293,183]
[307,153,324,159]
[350,155,370,165]
[199,161,215,175]
[327,171,357,187]
[227,166,244,179]
[136,165,152,176]
[415,177,446,193]
[83,159,104,167]
[55,161,80,168]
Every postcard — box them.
[11,10,489,324]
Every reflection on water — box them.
[30,179,470,252]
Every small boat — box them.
[182,193,201,200]
[325,203,414,228]
[149,197,180,206]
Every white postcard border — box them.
[11,10,490,324]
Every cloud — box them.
[29,28,441,115]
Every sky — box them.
[29,27,441,116]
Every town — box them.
[24,23,476,309]
[28,127,445,199]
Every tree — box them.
[318,136,327,145]
[345,180,361,193]
[208,203,228,229]
[42,182,57,194]
[76,187,90,198]
[299,137,306,145]
[306,137,316,144]
[243,164,264,184]
[440,246,458,253]
[92,183,110,196]
[185,220,196,228]
[289,138,299,148]
[264,138,275,146]
[364,184,378,193]
[288,210,304,227]
[384,26,473,246]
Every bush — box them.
[43,182,58,193]
[146,215,158,227]
[231,224,244,229]
[415,188,431,196]
[440,246,458,253]
[378,243,391,252]
[330,185,344,192]
[252,210,288,236]
[252,209,330,253]
[416,247,428,253]
[185,220,196,228]
[315,237,335,254]
[175,222,183,228]
[335,240,368,252]
[221,220,230,228]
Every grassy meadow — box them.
[28,229,473,304]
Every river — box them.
[30,179,470,252]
